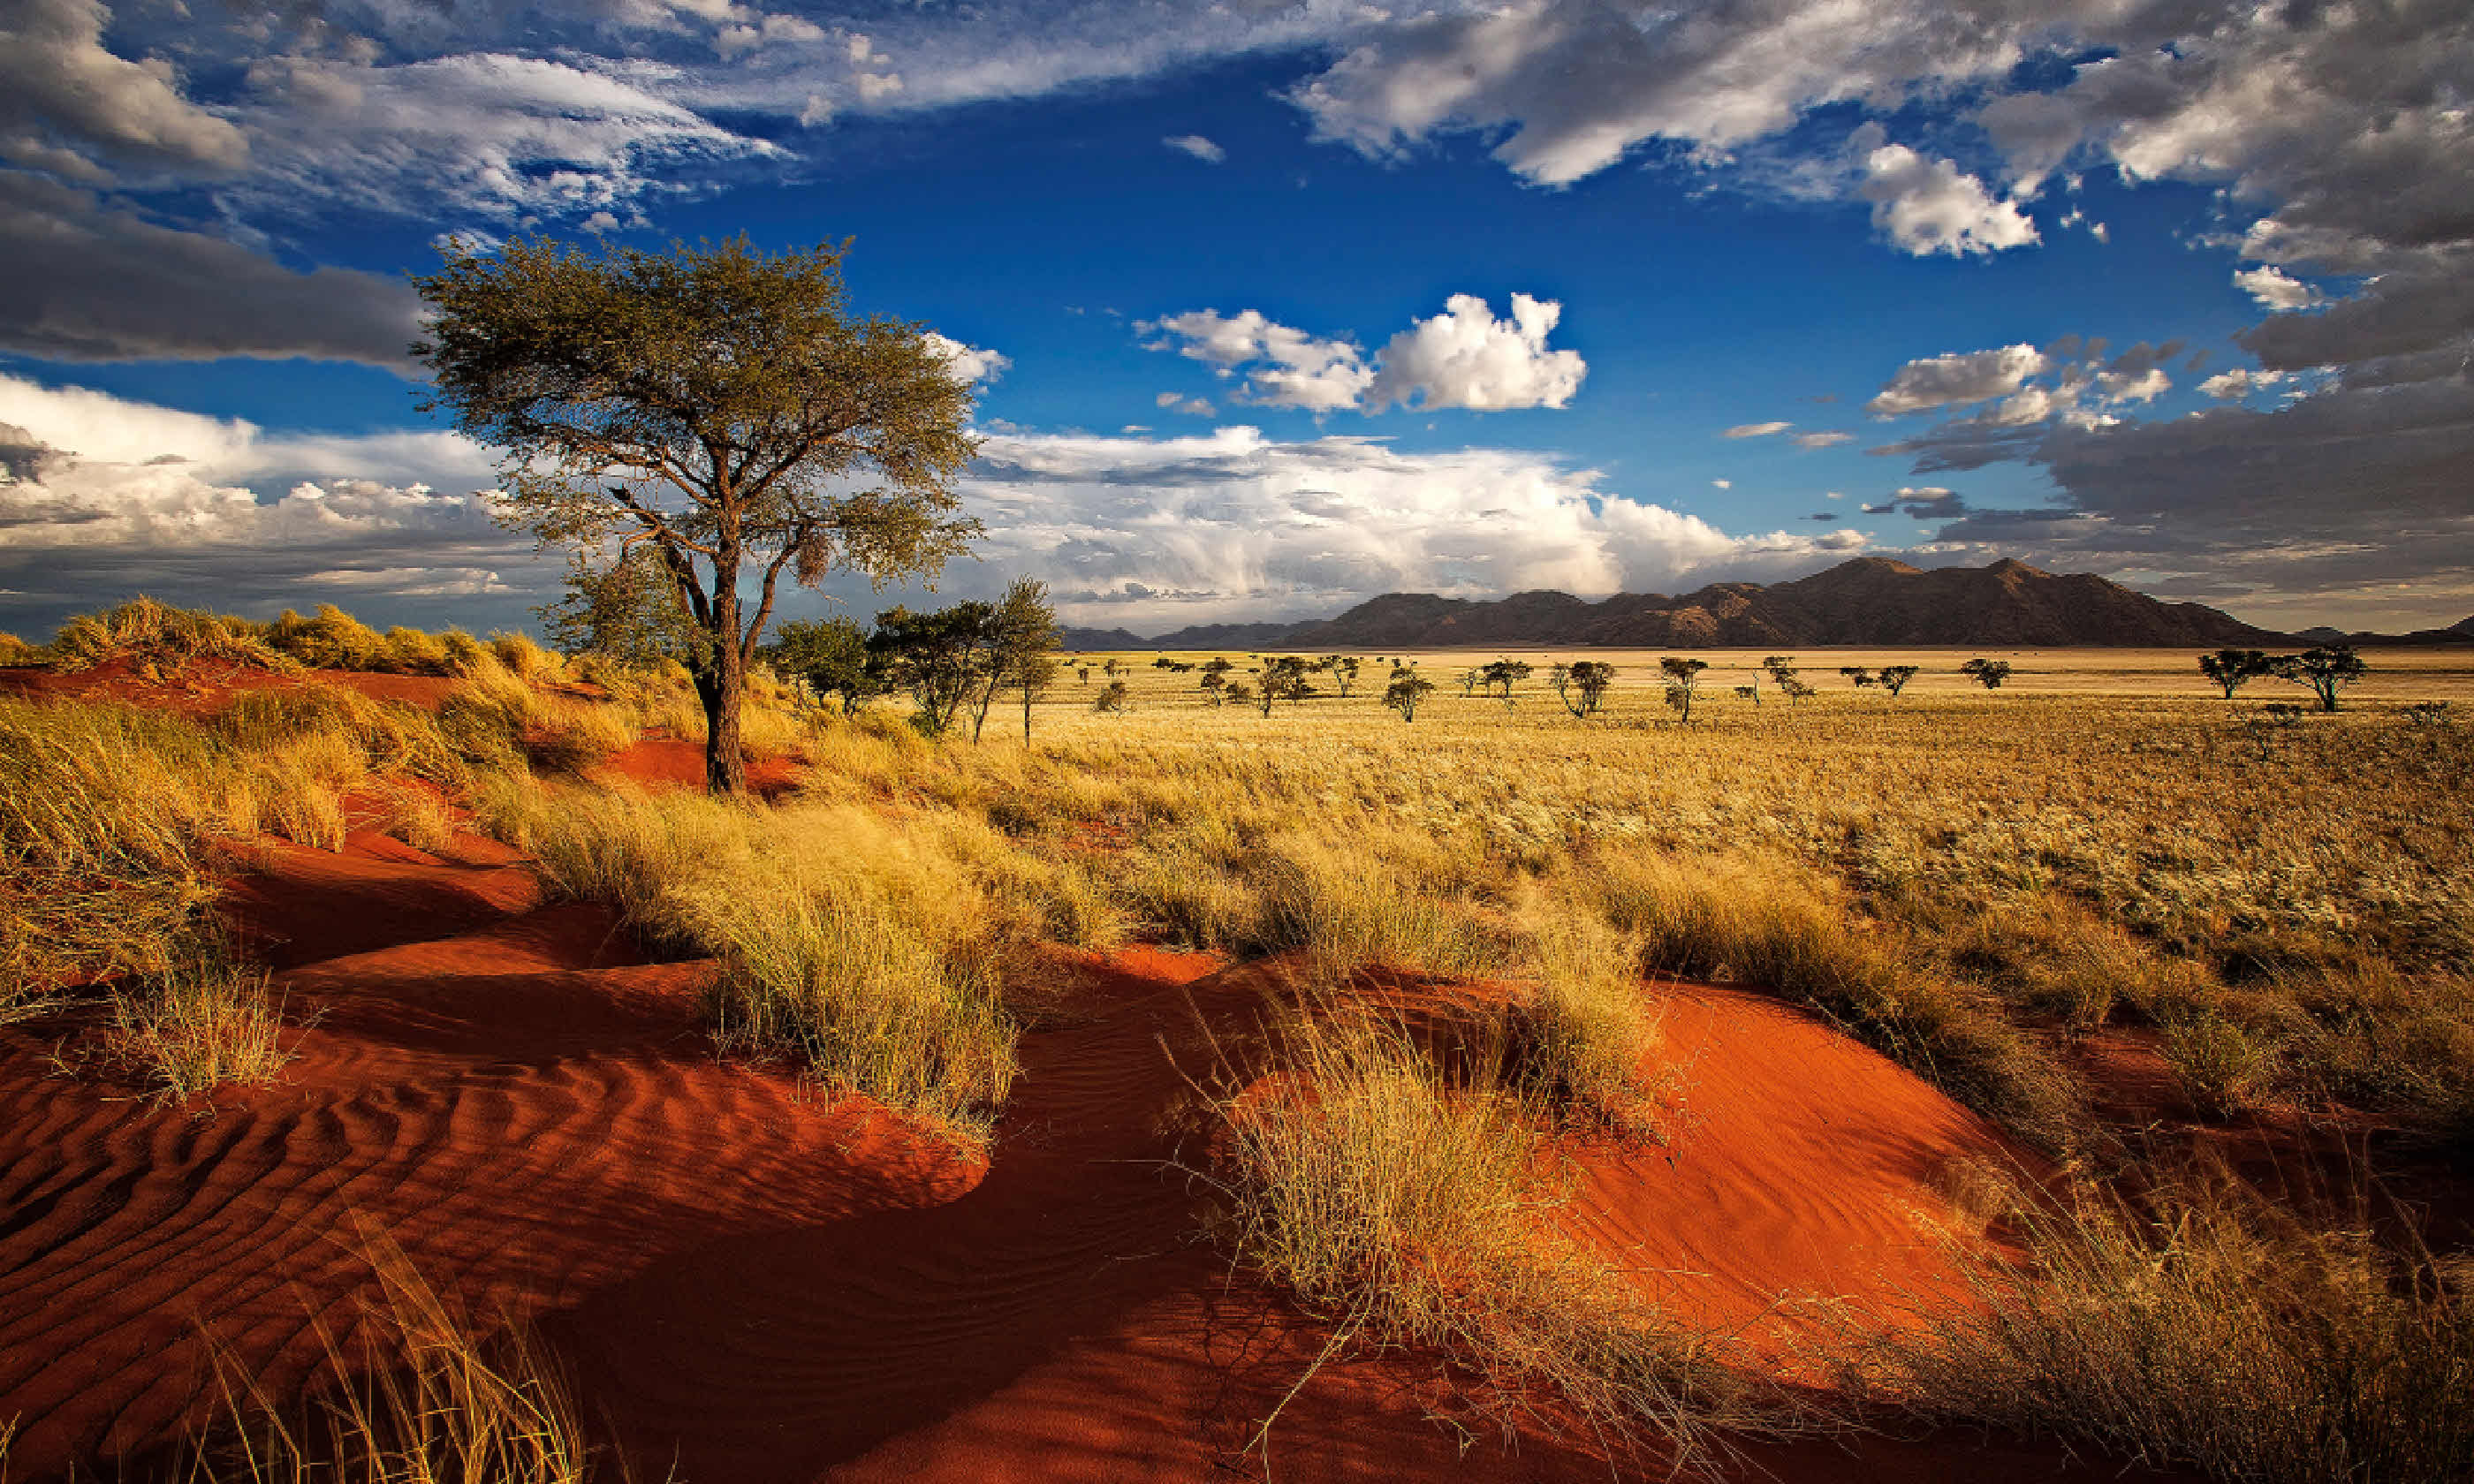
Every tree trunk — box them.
[1021,684,1034,744]
[704,549,748,797]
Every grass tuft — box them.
[1212,1016,1776,1466]
[1851,1168,2474,1484]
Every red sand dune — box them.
[0,808,2149,1480]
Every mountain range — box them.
[1056,558,2402,652]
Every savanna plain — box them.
[3,602,2471,1483]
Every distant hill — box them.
[1060,558,2296,651]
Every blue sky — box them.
[1,0,2468,636]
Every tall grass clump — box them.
[1852,1171,2474,1484]
[1567,850,2083,1150]
[175,1233,610,1484]
[1509,909,1669,1139]
[50,596,295,676]
[0,697,226,994]
[1213,1017,1770,1465]
[437,660,633,775]
[102,947,293,1101]
[481,782,1020,1136]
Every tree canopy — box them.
[414,233,981,794]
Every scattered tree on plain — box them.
[1256,655,1317,714]
[983,579,1060,744]
[414,234,978,795]
[1385,664,1436,722]
[2272,645,2366,712]
[1961,657,2014,690]
[1324,655,1362,697]
[1762,655,1814,702]
[1479,658,1533,706]
[2199,648,2276,700]
[1840,665,1877,687]
[1093,679,1129,713]
[1456,667,1484,699]
[1548,660,1615,717]
[1877,664,1919,696]
[1660,655,1708,723]
[1224,680,1255,708]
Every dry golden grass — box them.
[1210,1015,1779,1468]
[97,948,293,1102]
[475,779,1025,1139]
[171,1229,615,1484]
[1848,1164,2474,1484]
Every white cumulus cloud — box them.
[1857,144,2040,258]
[922,331,1010,386]
[1163,133,1226,163]
[1868,344,2048,417]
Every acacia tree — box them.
[1660,655,1708,723]
[415,235,979,795]
[1840,665,1877,688]
[869,602,995,736]
[1258,655,1317,714]
[1877,664,1919,697]
[1549,660,1615,717]
[1479,658,1533,706]
[2273,645,2366,712]
[1961,657,2014,690]
[1762,655,1813,703]
[2199,648,2275,700]
[1385,664,1436,722]
[983,579,1060,744]
[1324,655,1362,697]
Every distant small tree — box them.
[2199,648,2276,700]
[763,614,879,715]
[954,579,1053,742]
[1225,680,1255,708]
[2271,645,2365,713]
[1258,655,1317,714]
[1762,655,1812,702]
[1456,667,1483,699]
[1877,664,1919,697]
[1840,665,1877,688]
[2403,700,2451,726]
[1479,657,1533,706]
[1103,657,1122,680]
[1733,685,1757,702]
[1574,661,1615,716]
[1385,664,1436,722]
[1076,664,1090,685]
[1325,655,1362,698]
[1093,679,1129,713]
[980,579,1059,743]
[1960,657,2014,690]
[1660,655,1708,723]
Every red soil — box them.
[0,698,2143,1480]
[592,737,806,800]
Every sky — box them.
[0,0,2468,638]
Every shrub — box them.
[102,947,293,1102]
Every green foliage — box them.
[1477,656,1532,704]
[1658,656,1706,723]
[1548,660,1616,717]
[2273,645,2367,712]
[1961,657,2014,690]
[535,544,702,665]
[414,233,983,794]
[765,614,881,715]
[1383,663,1436,722]
[1255,655,1317,715]
[2199,647,2276,700]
